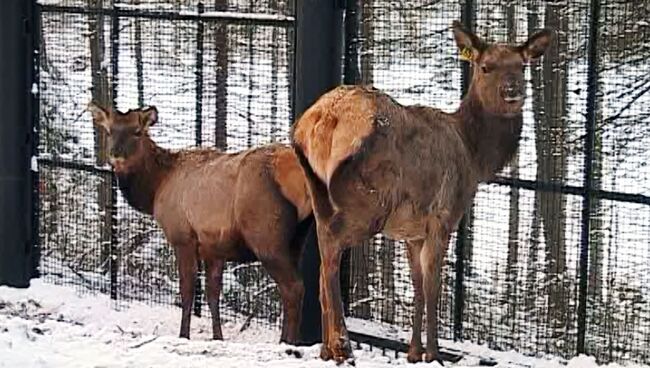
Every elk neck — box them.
[114,137,176,215]
[454,87,523,182]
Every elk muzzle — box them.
[109,156,127,171]
[501,77,525,103]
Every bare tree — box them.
[89,0,114,274]
[531,3,569,336]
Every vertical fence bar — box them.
[577,0,601,355]
[453,0,474,342]
[340,0,360,314]
[193,2,205,317]
[295,0,343,344]
[0,0,36,287]
[214,0,228,151]
[109,5,119,301]
[343,0,360,85]
[31,0,42,279]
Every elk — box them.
[88,103,312,344]
[291,21,553,363]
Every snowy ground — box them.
[0,281,647,368]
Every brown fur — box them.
[291,21,553,363]
[87,104,312,344]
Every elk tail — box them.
[292,144,336,221]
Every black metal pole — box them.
[0,0,36,287]
[577,0,601,355]
[193,2,205,317]
[31,2,42,279]
[339,0,360,317]
[109,5,120,301]
[294,0,343,345]
[453,0,474,342]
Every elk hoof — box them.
[424,351,444,366]
[331,339,354,365]
[320,344,334,361]
[406,346,423,363]
[212,334,223,341]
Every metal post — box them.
[577,0,601,355]
[453,0,474,342]
[109,6,120,301]
[31,1,42,279]
[193,2,205,317]
[0,0,36,287]
[339,0,360,317]
[294,0,344,345]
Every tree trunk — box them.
[533,3,569,337]
[89,0,114,275]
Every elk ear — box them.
[520,29,554,62]
[88,101,111,132]
[452,20,485,62]
[140,106,158,130]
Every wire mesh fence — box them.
[37,0,295,329]
[34,0,650,365]
[344,0,650,364]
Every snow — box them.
[179,10,294,23]
[1,281,647,368]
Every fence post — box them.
[109,5,120,301]
[577,0,601,355]
[294,0,344,345]
[453,0,474,342]
[0,0,36,287]
[339,0,361,316]
[193,1,205,318]
[31,1,42,279]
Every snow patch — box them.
[1,281,647,368]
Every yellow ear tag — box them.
[460,47,473,61]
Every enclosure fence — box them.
[31,0,649,365]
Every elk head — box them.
[88,102,158,174]
[452,20,553,116]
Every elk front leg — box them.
[205,257,225,340]
[316,222,352,363]
[421,223,451,364]
[406,239,424,363]
[177,245,198,339]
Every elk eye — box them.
[481,65,490,74]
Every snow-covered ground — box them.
[1,281,647,368]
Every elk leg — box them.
[421,224,450,364]
[406,239,425,363]
[316,222,352,363]
[261,255,304,345]
[205,257,225,340]
[177,245,198,339]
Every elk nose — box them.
[109,156,125,167]
[503,84,524,102]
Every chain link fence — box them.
[37,0,294,328]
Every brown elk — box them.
[88,103,312,344]
[291,21,553,363]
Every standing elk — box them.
[291,21,553,363]
[88,103,312,344]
